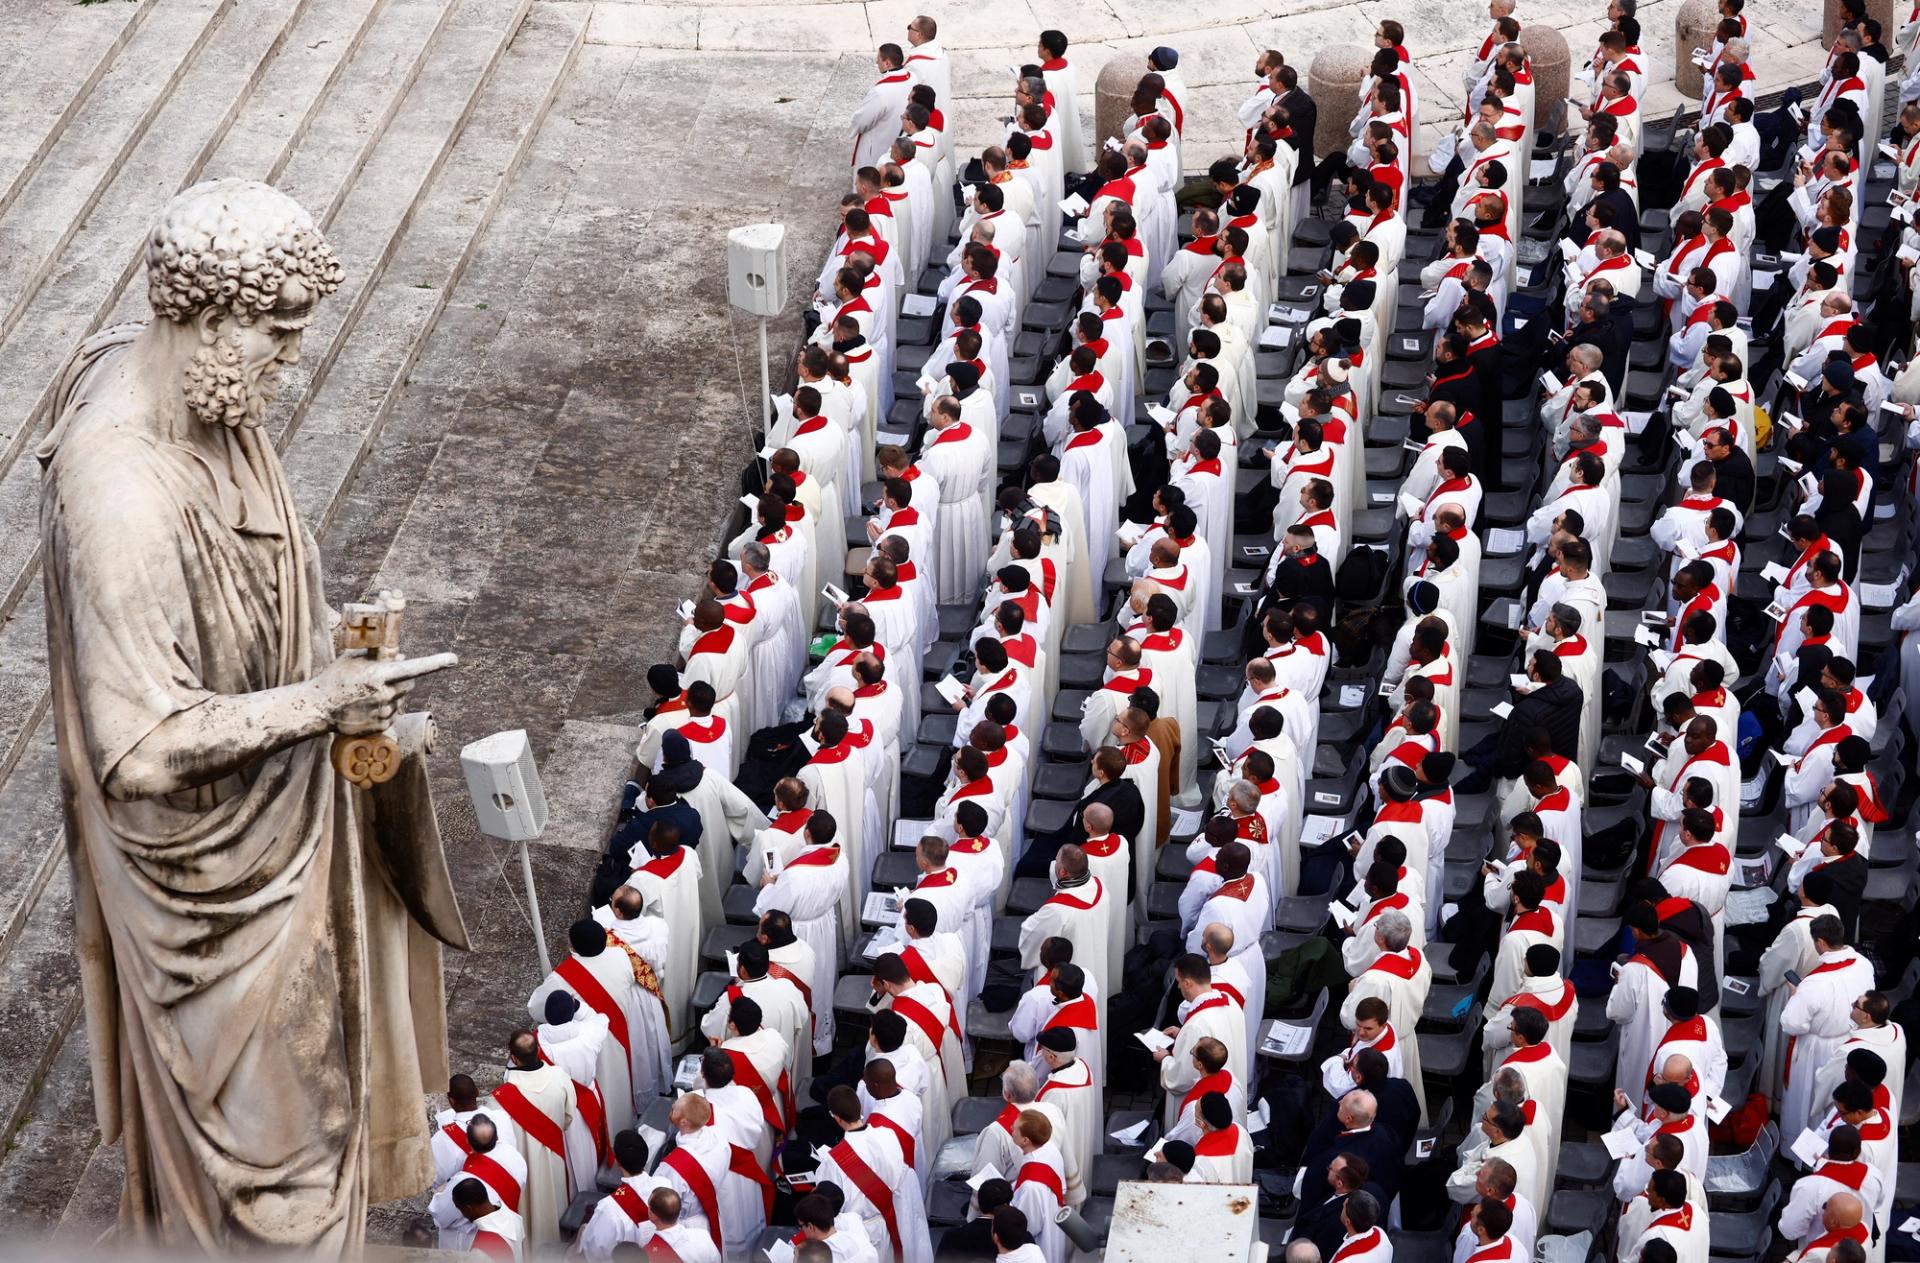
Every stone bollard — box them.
[1308,44,1372,159]
[1826,0,1891,44]
[1094,55,1140,157]
[1673,0,1718,101]
[1518,23,1571,129]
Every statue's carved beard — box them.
[183,331,274,429]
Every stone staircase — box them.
[0,0,589,1234]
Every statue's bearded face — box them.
[183,280,314,429]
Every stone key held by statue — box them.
[331,590,458,787]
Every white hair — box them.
[1373,909,1413,951]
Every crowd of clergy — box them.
[418,6,1920,1263]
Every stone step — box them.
[0,721,84,1174]
[285,1,587,534]
[266,0,542,461]
[0,0,415,806]
[0,0,412,625]
[0,0,152,223]
[0,0,237,356]
[0,0,534,882]
[0,0,581,1191]
[0,919,96,1241]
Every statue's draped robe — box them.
[37,328,466,1250]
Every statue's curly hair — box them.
[145,178,344,324]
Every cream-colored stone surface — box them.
[581,0,1839,165]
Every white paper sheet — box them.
[1260,1020,1311,1056]
[1601,1128,1641,1159]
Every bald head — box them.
[1202,923,1235,957]
[1083,803,1114,836]
[1823,1192,1865,1232]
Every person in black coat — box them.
[1806,822,1870,937]
[1352,1048,1421,1149]
[1699,429,1755,517]
[935,1180,1015,1262]
[1297,1161,1390,1260]
[1567,165,1639,251]
[1484,650,1583,777]
[1456,303,1506,486]
[1015,746,1144,876]
[1268,523,1337,623]
[1813,485,1865,583]
[1299,1083,1407,1208]
[1581,290,1635,395]
[608,736,706,860]
[1276,68,1317,196]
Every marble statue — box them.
[35,178,467,1251]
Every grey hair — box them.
[1002,1061,1040,1103]
[740,541,771,573]
[1492,1067,1528,1104]
[1373,909,1413,951]
[1226,778,1261,812]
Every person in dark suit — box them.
[1275,67,1317,200]
[1296,1153,1389,1259]
[1557,290,1633,396]
[1567,164,1640,251]
[1461,650,1582,790]
[1350,1048,1421,1149]
[1699,427,1754,517]
[1805,819,1869,937]
[1015,745,1144,876]
[1298,1087,1406,1208]
[1455,301,1506,488]
[1268,523,1337,623]
[1813,480,1866,583]
[609,740,707,858]
[935,1180,1015,1262]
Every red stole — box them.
[464,1152,524,1214]
[1193,1125,1243,1157]
[832,1138,903,1263]
[869,1109,918,1171]
[661,1146,725,1250]
[557,957,633,1065]
[492,1081,565,1160]
[725,1047,789,1135]
[893,992,952,1053]
[1180,1069,1235,1116]
[1016,1159,1066,1205]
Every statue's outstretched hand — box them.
[314,652,457,735]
